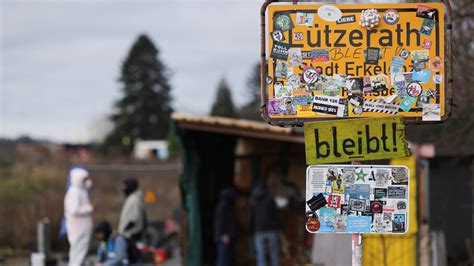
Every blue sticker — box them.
[412,70,431,83]
[400,96,416,112]
[346,184,371,199]
[346,216,371,233]
[390,56,404,74]
[318,207,336,232]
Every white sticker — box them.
[317,5,342,22]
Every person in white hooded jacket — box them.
[64,167,94,266]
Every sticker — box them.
[406,82,423,97]
[391,72,406,86]
[332,175,346,193]
[283,97,296,115]
[411,50,429,63]
[400,96,416,112]
[267,99,283,115]
[433,74,442,84]
[346,216,371,233]
[274,13,294,32]
[374,188,388,199]
[302,67,321,84]
[307,193,327,212]
[360,9,381,29]
[271,30,285,42]
[383,9,399,25]
[328,195,342,208]
[319,208,336,232]
[271,43,291,60]
[296,12,314,26]
[420,19,436,36]
[348,93,364,107]
[288,48,303,67]
[336,15,356,24]
[311,49,330,63]
[275,61,288,78]
[392,167,409,185]
[392,214,406,233]
[346,184,370,199]
[413,61,426,72]
[416,5,438,20]
[397,201,407,210]
[317,5,342,22]
[365,47,381,65]
[293,32,304,41]
[266,76,273,84]
[428,57,443,71]
[370,201,383,213]
[390,56,405,74]
[333,214,346,232]
[349,199,367,212]
[293,95,312,105]
[363,100,399,114]
[274,83,291,99]
[312,95,340,115]
[305,216,321,233]
[287,74,301,89]
[370,74,389,92]
[362,76,372,93]
[387,186,406,198]
[422,39,432,49]
[417,91,430,108]
[353,106,363,115]
[400,49,410,59]
[422,103,441,121]
[286,67,294,77]
[412,70,431,83]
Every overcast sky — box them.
[1,0,262,142]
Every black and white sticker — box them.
[363,100,399,114]
[312,95,340,115]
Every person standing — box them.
[64,167,94,266]
[118,177,147,264]
[214,188,238,266]
[250,182,281,266]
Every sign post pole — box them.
[351,161,362,266]
[352,233,363,266]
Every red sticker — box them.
[306,217,321,233]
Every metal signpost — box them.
[260,2,451,265]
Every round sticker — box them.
[302,67,320,84]
[384,9,400,25]
[353,106,363,115]
[407,82,423,97]
[275,14,292,32]
[397,201,407,210]
[317,5,342,22]
[305,217,321,233]
[266,76,273,84]
[428,57,444,71]
[370,201,383,213]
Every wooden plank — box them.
[304,117,410,164]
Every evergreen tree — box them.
[104,34,172,154]
[240,62,262,121]
[210,79,237,118]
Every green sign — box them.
[304,117,410,164]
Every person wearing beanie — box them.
[64,167,94,266]
[118,177,147,263]
[94,220,128,266]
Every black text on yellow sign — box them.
[304,117,411,164]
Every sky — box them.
[1,0,262,142]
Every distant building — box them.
[133,140,169,160]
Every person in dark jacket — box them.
[214,188,238,266]
[94,220,128,266]
[250,182,281,266]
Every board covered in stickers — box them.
[263,3,446,123]
[305,165,410,234]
